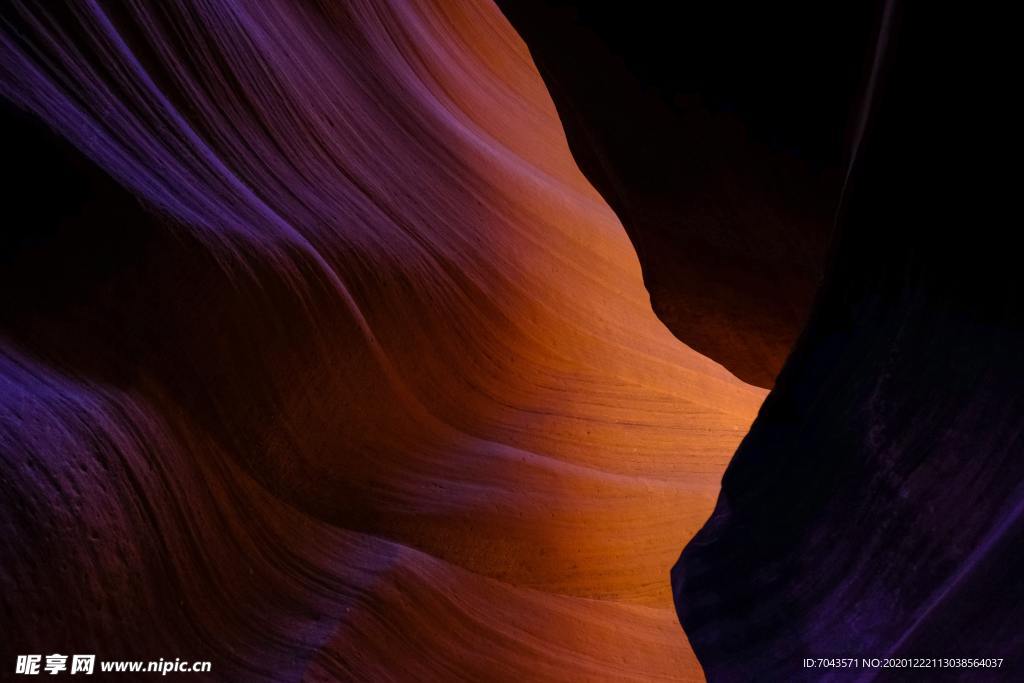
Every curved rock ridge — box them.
[0,0,763,680]
[495,1,877,389]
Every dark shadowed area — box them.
[497,0,882,388]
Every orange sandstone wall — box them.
[0,0,763,679]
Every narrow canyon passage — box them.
[0,0,765,680]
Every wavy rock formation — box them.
[497,0,879,388]
[0,0,764,680]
